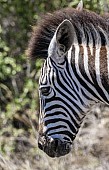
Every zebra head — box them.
[27,0,109,158]
[38,19,88,157]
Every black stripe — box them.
[45,90,83,121]
[52,68,84,113]
[99,30,106,46]
[66,58,79,91]
[81,89,93,101]
[71,56,104,102]
[48,131,76,141]
[45,118,77,134]
[45,125,67,135]
[63,69,84,105]
[44,111,67,118]
[45,100,82,126]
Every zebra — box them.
[27,1,109,157]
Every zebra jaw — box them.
[38,135,72,157]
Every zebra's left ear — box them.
[76,0,83,11]
[56,19,74,57]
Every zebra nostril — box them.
[38,141,43,150]
[65,143,71,150]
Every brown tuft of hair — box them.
[27,8,109,60]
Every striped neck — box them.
[69,43,109,105]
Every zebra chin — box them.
[38,135,72,157]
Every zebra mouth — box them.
[38,136,72,157]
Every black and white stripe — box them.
[39,17,109,143]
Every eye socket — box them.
[40,86,51,96]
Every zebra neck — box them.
[70,44,109,104]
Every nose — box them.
[38,135,72,157]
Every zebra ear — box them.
[76,0,83,11]
[56,19,74,57]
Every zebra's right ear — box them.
[55,19,74,57]
[48,19,75,64]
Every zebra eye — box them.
[40,86,51,96]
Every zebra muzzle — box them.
[38,135,72,157]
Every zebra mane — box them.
[27,8,109,59]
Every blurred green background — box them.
[0,0,109,169]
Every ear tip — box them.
[76,0,83,11]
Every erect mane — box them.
[27,8,109,59]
